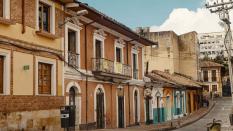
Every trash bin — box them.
[60,106,76,128]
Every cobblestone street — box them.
[174,97,233,131]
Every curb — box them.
[179,102,216,129]
[149,102,216,131]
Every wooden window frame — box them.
[0,51,10,95]
[211,70,217,82]
[39,2,51,33]
[35,58,56,96]
[36,0,55,34]
[203,70,208,82]
[38,62,52,95]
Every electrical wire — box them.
[0,40,89,77]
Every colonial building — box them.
[200,60,223,97]
[145,70,202,124]
[0,0,66,130]
[63,1,156,130]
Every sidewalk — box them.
[93,101,215,131]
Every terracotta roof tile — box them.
[147,70,201,88]
[200,61,223,68]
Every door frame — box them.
[94,84,106,128]
[133,87,140,124]
[66,82,82,127]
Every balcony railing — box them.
[68,51,80,68]
[133,69,139,79]
[92,58,131,78]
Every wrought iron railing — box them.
[68,51,80,68]
[133,69,139,79]
[92,58,131,77]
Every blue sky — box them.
[79,0,204,28]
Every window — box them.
[132,53,138,79]
[116,47,122,63]
[39,2,50,32]
[0,0,3,17]
[0,56,3,94]
[212,85,217,92]
[203,70,208,82]
[68,29,76,53]
[203,85,209,92]
[211,70,217,82]
[68,29,79,67]
[95,39,103,58]
[38,62,51,94]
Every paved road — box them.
[174,97,233,131]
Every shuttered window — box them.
[38,62,51,94]
[0,56,4,94]
[0,0,3,17]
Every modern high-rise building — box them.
[198,32,230,59]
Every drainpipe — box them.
[84,21,95,130]
[22,0,26,34]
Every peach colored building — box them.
[63,1,155,130]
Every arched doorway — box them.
[66,82,81,130]
[96,88,105,129]
[69,87,76,106]
[134,90,139,125]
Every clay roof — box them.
[147,70,201,88]
[200,61,223,68]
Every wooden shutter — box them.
[38,63,51,94]
[68,30,76,53]
[0,0,3,17]
[95,40,102,58]
[0,56,3,94]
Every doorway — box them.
[134,90,139,125]
[96,88,105,129]
[117,88,125,128]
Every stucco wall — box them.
[13,51,33,95]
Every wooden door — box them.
[118,96,124,128]
[134,91,138,124]
[145,98,150,124]
[96,89,105,129]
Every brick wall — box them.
[0,96,65,112]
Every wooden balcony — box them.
[92,58,131,81]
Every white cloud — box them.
[150,0,233,35]
[150,8,226,35]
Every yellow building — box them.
[0,0,68,130]
[200,60,223,97]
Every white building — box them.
[198,32,228,59]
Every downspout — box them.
[84,21,95,130]
[22,0,26,34]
